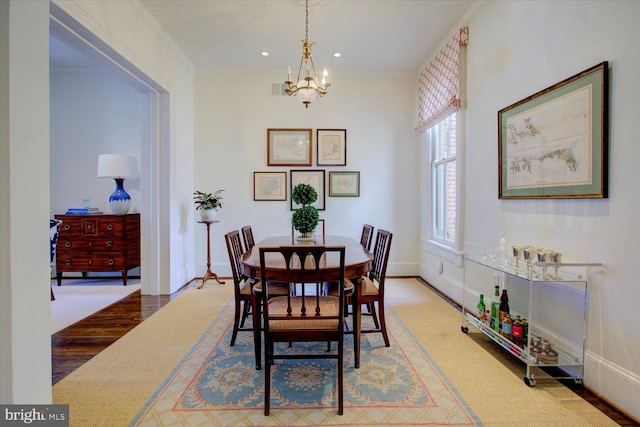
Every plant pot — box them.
[199,209,217,221]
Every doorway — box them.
[49,6,170,296]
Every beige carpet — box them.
[52,279,618,426]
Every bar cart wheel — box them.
[461,326,469,333]
[524,376,536,387]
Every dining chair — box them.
[226,230,290,370]
[259,245,347,416]
[50,219,62,300]
[360,224,374,251]
[351,229,393,347]
[241,225,255,251]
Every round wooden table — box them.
[241,235,372,368]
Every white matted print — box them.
[253,172,287,201]
[317,129,346,166]
[290,169,325,210]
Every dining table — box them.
[241,235,373,369]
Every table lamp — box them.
[97,154,139,215]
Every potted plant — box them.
[193,189,224,221]
[291,183,319,239]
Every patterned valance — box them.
[415,27,469,134]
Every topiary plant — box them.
[291,183,319,235]
[291,183,317,206]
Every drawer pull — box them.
[65,242,71,248]
[65,259,72,265]
[107,224,114,231]
[87,224,92,230]
[88,242,92,247]
[108,259,115,265]
[88,260,92,265]
[64,224,71,230]
[106,241,113,247]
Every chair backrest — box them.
[50,219,62,272]
[259,245,345,329]
[369,229,393,293]
[225,230,247,293]
[241,225,255,251]
[360,224,374,251]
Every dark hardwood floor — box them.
[51,287,186,385]
[51,279,639,426]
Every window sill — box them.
[422,239,464,267]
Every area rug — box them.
[130,303,482,426]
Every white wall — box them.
[1,0,194,404]
[0,0,51,404]
[50,68,143,216]
[421,1,640,419]
[51,0,196,295]
[194,69,420,278]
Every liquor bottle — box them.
[521,318,529,347]
[477,294,486,322]
[499,289,510,327]
[501,313,512,340]
[512,315,523,346]
[491,285,500,332]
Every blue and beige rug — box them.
[131,303,481,426]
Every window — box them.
[429,112,457,245]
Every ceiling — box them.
[50,0,476,73]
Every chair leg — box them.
[240,301,251,328]
[378,302,390,347]
[51,287,55,301]
[230,299,241,346]
[370,302,381,329]
[251,295,262,370]
[338,335,344,415]
[264,336,271,416]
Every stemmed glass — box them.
[522,247,535,271]
[548,251,562,279]
[536,250,549,279]
[512,246,522,268]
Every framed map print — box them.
[267,128,312,166]
[253,172,287,201]
[317,129,346,166]
[498,61,608,199]
[290,169,325,211]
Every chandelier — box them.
[284,0,330,108]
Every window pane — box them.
[447,114,456,157]
[433,163,445,239]
[445,160,456,241]
[431,124,443,161]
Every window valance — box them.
[415,27,469,134]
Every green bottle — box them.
[477,294,486,320]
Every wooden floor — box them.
[51,280,639,426]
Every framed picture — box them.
[267,128,312,166]
[329,171,360,197]
[498,61,608,199]
[317,129,347,166]
[253,171,287,201]
[290,169,325,210]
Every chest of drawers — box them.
[54,213,140,286]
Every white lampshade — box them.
[97,154,139,179]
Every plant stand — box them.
[197,220,225,288]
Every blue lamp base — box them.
[109,178,131,215]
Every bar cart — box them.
[461,252,602,386]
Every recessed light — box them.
[261,51,269,57]
[333,52,341,58]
